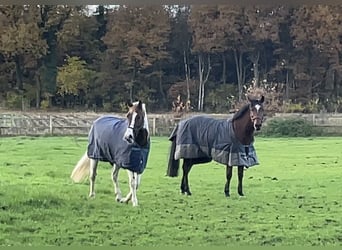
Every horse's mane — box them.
[232,103,250,121]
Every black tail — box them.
[166,126,180,177]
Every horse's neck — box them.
[136,128,149,147]
[143,112,149,133]
[136,112,149,147]
[233,114,254,145]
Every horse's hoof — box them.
[180,190,191,196]
[89,193,95,198]
[120,198,129,204]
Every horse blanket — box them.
[170,116,259,167]
[87,115,150,174]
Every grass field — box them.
[0,136,342,246]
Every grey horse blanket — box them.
[170,116,259,167]
[87,115,150,174]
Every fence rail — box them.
[1,111,342,136]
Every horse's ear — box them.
[137,100,143,109]
[260,95,265,104]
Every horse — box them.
[70,100,150,207]
[166,95,265,197]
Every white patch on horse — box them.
[141,103,149,133]
[131,171,139,206]
[112,164,122,202]
[124,112,137,143]
[253,104,262,130]
[130,112,137,128]
[120,170,139,206]
[255,104,261,113]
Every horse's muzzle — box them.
[255,124,262,131]
[124,134,134,144]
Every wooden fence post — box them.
[49,115,53,135]
[11,114,15,126]
[312,114,315,125]
[152,117,156,136]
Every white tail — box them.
[70,152,90,183]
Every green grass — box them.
[0,136,342,246]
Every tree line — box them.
[1,5,342,113]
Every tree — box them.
[56,56,95,107]
[0,5,48,109]
[290,5,342,108]
[38,5,76,101]
[103,6,171,103]
[216,5,248,101]
[189,5,219,111]
[57,9,103,64]
[0,4,341,113]
[168,6,193,111]
[244,6,284,88]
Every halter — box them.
[250,113,263,122]
[128,111,145,131]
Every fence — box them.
[0,112,232,136]
[0,111,342,136]
[272,112,342,135]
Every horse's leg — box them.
[224,166,233,197]
[137,174,141,190]
[130,172,139,206]
[89,159,98,198]
[237,166,244,196]
[120,170,133,204]
[120,171,132,204]
[112,164,122,202]
[181,159,193,195]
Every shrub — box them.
[5,92,22,109]
[283,100,321,113]
[261,118,322,137]
[40,100,50,110]
[205,84,237,113]
[283,103,305,113]
[103,102,113,112]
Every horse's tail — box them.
[70,152,90,183]
[166,125,180,177]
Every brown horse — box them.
[166,96,265,197]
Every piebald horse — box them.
[71,101,150,206]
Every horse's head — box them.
[248,95,265,131]
[124,100,148,144]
